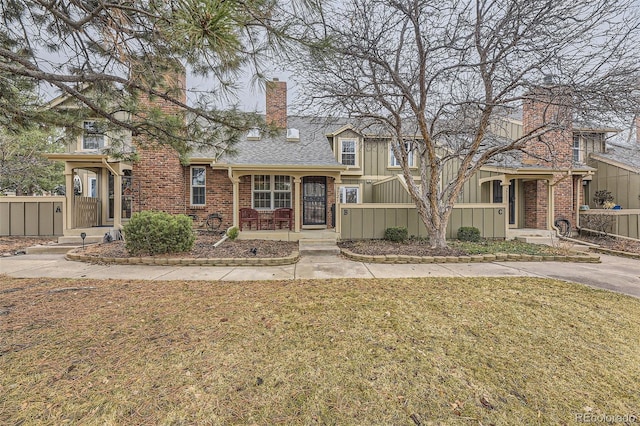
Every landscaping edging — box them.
[589,247,640,260]
[66,251,300,266]
[340,249,601,264]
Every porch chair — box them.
[274,208,293,230]
[239,207,259,230]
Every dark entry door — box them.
[508,179,516,225]
[303,177,326,225]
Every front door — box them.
[508,179,516,226]
[303,177,326,226]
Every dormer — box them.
[327,124,364,175]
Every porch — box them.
[237,228,339,242]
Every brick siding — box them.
[266,79,287,129]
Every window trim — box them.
[190,166,206,206]
[82,120,106,151]
[252,175,292,210]
[338,185,361,204]
[338,137,358,167]
[389,140,416,168]
[572,135,582,163]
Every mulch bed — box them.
[338,239,466,257]
[574,234,640,255]
[77,234,298,259]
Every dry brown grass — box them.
[1,276,639,425]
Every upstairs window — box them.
[190,167,206,206]
[390,141,416,167]
[340,139,357,166]
[82,121,105,150]
[573,135,582,163]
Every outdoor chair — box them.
[239,208,259,230]
[274,208,293,230]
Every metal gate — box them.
[303,177,326,225]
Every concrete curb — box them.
[340,249,601,264]
[66,250,301,266]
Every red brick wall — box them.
[326,177,336,229]
[184,168,234,229]
[522,87,573,168]
[266,79,287,129]
[132,65,188,215]
[523,180,548,229]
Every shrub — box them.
[384,226,408,242]
[226,226,239,241]
[457,226,481,242]
[123,211,195,255]
[593,190,614,207]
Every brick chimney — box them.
[266,78,287,129]
[522,84,573,168]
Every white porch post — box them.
[64,168,74,230]
[294,177,302,232]
[232,176,240,228]
[113,172,122,230]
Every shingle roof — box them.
[591,142,640,173]
[203,116,349,167]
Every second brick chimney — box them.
[266,78,287,129]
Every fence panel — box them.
[580,210,640,240]
[0,197,65,236]
[339,204,507,240]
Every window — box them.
[390,141,415,167]
[253,175,291,209]
[492,180,503,203]
[340,139,357,166]
[89,178,97,198]
[573,135,582,163]
[191,167,206,206]
[82,121,105,150]
[339,186,360,203]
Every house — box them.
[30,71,637,241]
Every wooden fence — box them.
[74,196,100,228]
[0,196,65,236]
[338,203,507,240]
[580,209,640,240]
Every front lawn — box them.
[1,276,638,424]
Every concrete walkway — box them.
[1,251,639,298]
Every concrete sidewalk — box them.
[1,252,639,298]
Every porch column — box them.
[232,176,240,227]
[64,169,74,230]
[113,172,123,230]
[294,177,302,233]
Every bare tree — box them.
[0,0,287,157]
[286,0,640,248]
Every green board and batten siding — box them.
[0,197,65,236]
[586,159,640,210]
[339,204,507,240]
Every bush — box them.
[384,226,408,242]
[457,226,481,242]
[226,226,239,240]
[593,189,614,207]
[123,211,195,255]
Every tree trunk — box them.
[428,223,448,249]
